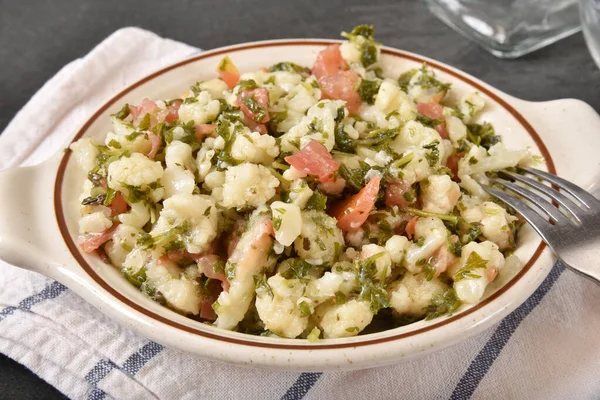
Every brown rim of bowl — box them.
[54,40,555,350]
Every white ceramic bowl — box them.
[1,40,600,371]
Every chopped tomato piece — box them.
[331,175,381,232]
[109,192,129,215]
[486,266,498,282]
[435,124,449,140]
[417,102,444,120]
[196,123,217,138]
[164,99,182,124]
[244,117,268,135]
[130,98,159,128]
[445,154,463,182]
[385,180,416,209]
[432,243,457,278]
[147,132,162,159]
[418,102,448,139]
[79,224,119,253]
[284,140,340,182]
[312,44,347,80]
[405,216,418,240]
[318,70,361,114]
[197,254,230,292]
[217,56,240,89]
[237,87,270,123]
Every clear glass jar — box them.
[581,0,600,68]
[424,0,581,58]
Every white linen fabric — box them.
[0,27,598,400]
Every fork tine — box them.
[521,168,599,208]
[482,185,553,241]
[492,178,573,224]
[500,171,585,222]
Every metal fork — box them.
[483,168,600,284]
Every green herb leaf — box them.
[298,301,312,317]
[357,252,389,314]
[453,251,487,282]
[357,79,381,105]
[112,104,131,120]
[254,274,273,297]
[424,288,461,320]
[268,62,311,77]
[241,96,267,123]
[306,191,328,211]
[138,113,151,131]
[280,258,313,280]
[397,69,417,92]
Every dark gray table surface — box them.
[0,0,599,398]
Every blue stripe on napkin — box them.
[0,281,67,321]
[449,262,565,400]
[84,341,164,400]
[281,372,323,400]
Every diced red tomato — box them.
[385,180,416,209]
[197,254,230,292]
[147,132,162,159]
[432,243,456,278]
[312,44,347,80]
[417,102,448,139]
[318,70,361,114]
[284,140,340,182]
[79,224,119,253]
[244,117,268,135]
[417,102,444,120]
[486,266,498,282]
[164,99,182,124]
[130,98,159,126]
[195,123,217,138]
[109,192,129,215]
[331,175,380,232]
[237,87,270,123]
[445,154,463,181]
[217,56,240,89]
[405,216,418,239]
[435,124,449,139]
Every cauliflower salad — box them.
[70,25,539,340]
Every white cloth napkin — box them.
[1,27,599,400]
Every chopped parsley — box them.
[268,62,311,77]
[453,251,487,282]
[357,252,389,314]
[342,24,380,67]
[424,288,461,320]
[306,191,328,211]
[241,96,267,123]
[254,274,273,297]
[357,79,381,105]
[466,122,500,149]
[112,104,131,120]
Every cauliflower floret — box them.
[287,179,314,209]
[421,174,461,214]
[388,272,448,317]
[385,235,410,264]
[70,138,99,171]
[459,196,518,248]
[458,143,529,177]
[255,274,309,338]
[178,91,220,125]
[220,163,279,209]
[165,140,195,171]
[446,115,467,144]
[450,241,505,304]
[151,194,218,254]
[316,300,374,338]
[105,117,152,154]
[305,270,357,305]
[107,153,164,202]
[391,120,443,155]
[294,210,344,265]
[203,170,225,190]
[280,100,344,152]
[162,167,195,198]
[196,146,216,183]
[282,166,307,181]
[104,224,140,267]
[340,41,362,64]
[404,217,448,273]
[118,202,150,229]
[407,67,449,104]
[270,201,302,247]
[145,259,201,315]
[195,78,228,100]
[459,91,485,123]
[360,244,392,281]
[374,79,418,121]
[231,130,279,164]
[215,211,276,330]
[78,209,112,234]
